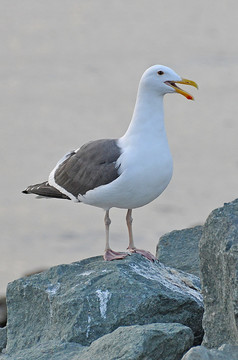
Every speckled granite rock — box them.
[156,225,203,276]
[182,344,238,360]
[0,340,85,360]
[0,323,193,360]
[81,323,194,360]
[0,328,6,353]
[200,199,238,348]
[5,253,203,356]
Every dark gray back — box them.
[54,139,122,197]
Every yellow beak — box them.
[166,78,198,100]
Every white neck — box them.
[123,83,165,140]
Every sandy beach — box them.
[1,0,238,295]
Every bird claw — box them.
[104,249,128,261]
[128,247,157,262]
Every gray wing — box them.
[54,139,122,198]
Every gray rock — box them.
[182,344,238,360]
[0,328,6,353]
[0,270,45,331]
[5,254,203,354]
[82,323,194,360]
[0,340,85,360]
[156,226,203,276]
[0,323,193,360]
[199,199,238,348]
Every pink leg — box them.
[104,248,128,261]
[126,209,157,262]
[104,210,128,261]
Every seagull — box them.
[23,65,197,261]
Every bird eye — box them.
[157,71,164,75]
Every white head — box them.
[139,65,198,100]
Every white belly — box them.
[79,136,173,210]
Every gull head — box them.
[140,65,198,100]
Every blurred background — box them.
[1,0,238,295]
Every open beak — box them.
[165,78,198,100]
